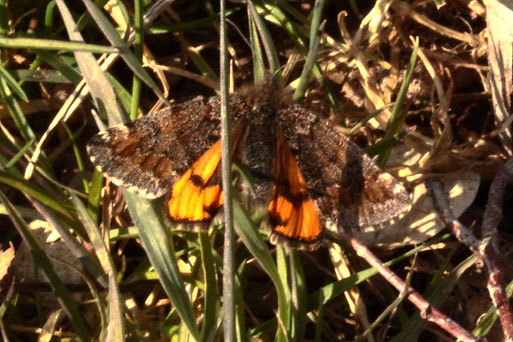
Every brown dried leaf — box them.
[12,220,81,285]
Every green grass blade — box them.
[254,0,337,107]
[0,62,28,101]
[31,193,107,289]
[293,19,325,101]
[187,47,219,83]
[123,190,201,341]
[0,77,35,142]
[4,138,35,170]
[364,130,407,158]
[106,73,140,117]
[390,254,477,341]
[293,0,326,100]
[0,0,7,35]
[0,191,91,341]
[275,246,291,339]
[473,278,513,338]
[308,234,452,309]
[348,103,395,136]
[148,8,239,33]
[248,10,266,84]
[80,0,167,104]
[232,195,288,341]
[289,250,307,341]
[62,123,89,192]
[87,169,103,225]
[40,309,62,341]
[251,235,452,338]
[7,69,71,84]
[254,0,306,52]
[129,0,144,121]
[376,38,418,167]
[247,1,282,80]
[0,36,118,54]
[34,50,83,84]
[314,284,325,342]
[55,0,125,124]
[198,232,218,340]
[234,272,247,342]
[71,193,125,342]
[0,171,77,225]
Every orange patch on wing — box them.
[168,140,224,222]
[268,139,322,242]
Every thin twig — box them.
[337,229,482,342]
[481,158,513,340]
[428,162,513,341]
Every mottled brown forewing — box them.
[87,95,250,198]
[276,103,411,230]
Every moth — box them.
[87,83,410,250]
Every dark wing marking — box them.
[168,124,245,228]
[264,134,323,251]
[168,139,224,224]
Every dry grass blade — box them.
[484,0,513,155]
[2,0,513,340]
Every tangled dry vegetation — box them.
[1,0,513,341]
